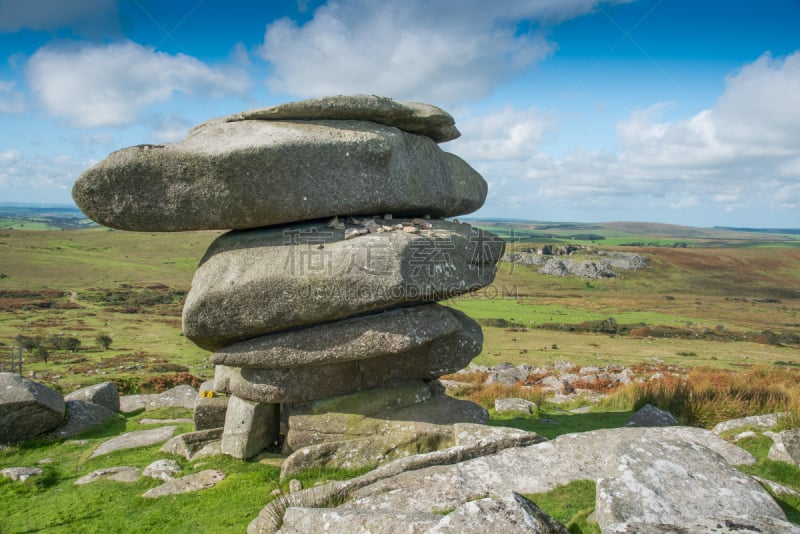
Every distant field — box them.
[1,209,798,391]
[468,218,800,248]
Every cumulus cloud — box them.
[453,51,800,224]
[0,0,119,36]
[258,0,627,102]
[0,150,88,202]
[0,80,25,113]
[448,106,555,161]
[26,41,251,128]
[148,114,193,143]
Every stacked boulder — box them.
[73,95,503,471]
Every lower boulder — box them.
[277,380,486,475]
[283,379,487,452]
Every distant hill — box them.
[463,218,800,247]
[0,203,94,231]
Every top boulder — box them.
[193,94,460,143]
[73,97,484,232]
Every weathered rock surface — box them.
[712,412,784,434]
[73,120,484,232]
[276,492,568,534]
[281,422,544,479]
[143,459,182,481]
[119,393,158,413]
[74,466,140,485]
[452,423,543,448]
[754,475,800,497]
[221,396,279,459]
[624,403,678,427]
[280,429,452,478]
[283,380,487,452]
[604,518,800,533]
[161,428,223,460]
[342,427,753,513]
[64,381,120,412]
[595,435,786,531]
[90,426,176,458]
[251,426,765,534]
[767,429,800,465]
[142,469,226,498]
[44,400,117,440]
[0,372,65,442]
[183,219,503,350]
[197,94,461,143]
[224,308,481,403]
[486,363,530,386]
[145,385,198,411]
[1,466,45,481]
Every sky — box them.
[0,0,799,228]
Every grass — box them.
[524,480,599,534]
[0,408,368,534]
[607,366,800,428]
[733,432,800,524]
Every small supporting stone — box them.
[194,395,229,431]
[221,395,279,459]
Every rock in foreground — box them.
[0,373,65,442]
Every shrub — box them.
[603,366,800,428]
[142,372,202,393]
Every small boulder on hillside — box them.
[0,372,65,442]
[44,400,117,440]
[768,429,800,466]
[65,381,120,412]
[494,398,536,415]
[146,385,198,411]
[624,404,678,427]
[1,467,44,482]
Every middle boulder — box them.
[183,217,504,351]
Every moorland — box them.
[1,206,799,532]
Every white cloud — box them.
[0,80,25,113]
[258,0,626,103]
[149,114,193,143]
[460,51,800,225]
[0,150,88,202]
[0,0,119,35]
[448,106,555,161]
[26,41,252,128]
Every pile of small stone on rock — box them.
[73,95,504,472]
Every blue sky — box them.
[1,0,799,228]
